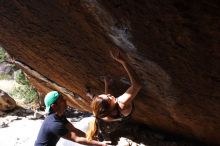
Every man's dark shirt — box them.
[34,113,69,146]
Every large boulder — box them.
[0,0,219,145]
[0,90,16,111]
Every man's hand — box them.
[100,140,111,146]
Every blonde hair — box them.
[86,95,111,140]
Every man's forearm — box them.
[89,139,106,146]
[75,137,105,146]
[66,122,86,137]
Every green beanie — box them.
[44,91,60,113]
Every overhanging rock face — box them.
[0,0,219,145]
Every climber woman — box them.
[86,49,142,142]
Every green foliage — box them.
[12,69,38,103]
[11,85,38,103]
[0,47,38,103]
[14,69,30,85]
[0,74,12,80]
[0,47,13,80]
[0,47,8,63]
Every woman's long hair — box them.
[86,96,111,140]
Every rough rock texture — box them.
[0,89,16,111]
[0,0,219,145]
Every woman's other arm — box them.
[110,49,142,109]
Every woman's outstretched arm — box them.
[110,49,142,110]
[103,76,111,94]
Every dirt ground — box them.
[0,106,93,146]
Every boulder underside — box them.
[0,0,219,145]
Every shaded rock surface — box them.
[0,89,16,111]
[0,0,219,145]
